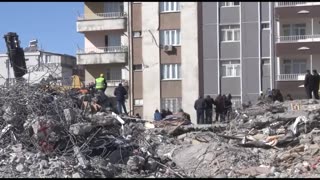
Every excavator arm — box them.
[3,32,27,78]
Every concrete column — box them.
[181,2,200,124]
[141,2,161,120]
[311,54,313,71]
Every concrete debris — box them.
[3,78,320,177]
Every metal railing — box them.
[276,2,320,7]
[277,74,305,81]
[276,2,306,7]
[78,12,127,20]
[277,34,320,43]
[77,46,128,54]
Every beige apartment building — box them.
[77,2,200,122]
[78,2,320,124]
[76,2,130,99]
[274,2,320,98]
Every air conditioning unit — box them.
[164,45,173,52]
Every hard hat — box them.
[100,73,104,77]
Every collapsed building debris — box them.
[1,76,320,178]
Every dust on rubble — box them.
[1,78,320,178]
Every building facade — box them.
[130,2,200,122]
[0,41,77,86]
[76,2,130,100]
[274,2,320,98]
[77,2,320,124]
[200,2,274,106]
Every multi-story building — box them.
[76,2,130,101]
[79,2,320,124]
[0,40,77,86]
[274,2,320,98]
[130,2,200,121]
[200,2,274,107]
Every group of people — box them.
[304,70,320,99]
[85,73,128,115]
[194,94,233,124]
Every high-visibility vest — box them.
[95,77,105,89]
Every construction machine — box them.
[3,32,27,79]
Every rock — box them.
[69,123,93,136]
[16,164,26,172]
[215,173,227,178]
[64,109,75,125]
[72,172,82,178]
[127,155,145,172]
[146,157,158,171]
[40,160,49,169]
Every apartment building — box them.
[80,2,320,124]
[274,2,320,98]
[200,2,274,107]
[130,2,200,122]
[0,40,77,86]
[76,2,130,99]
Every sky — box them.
[0,2,84,56]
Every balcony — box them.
[276,74,305,81]
[76,46,128,65]
[276,2,320,7]
[76,12,127,32]
[276,34,320,43]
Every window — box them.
[160,2,180,12]
[220,2,240,7]
[106,68,122,80]
[282,24,306,36]
[221,60,241,77]
[133,64,142,71]
[283,60,306,74]
[161,64,181,80]
[134,99,143,106]
[160,30,181,46]
[220,25,240,42]
[161,97,182,113]
[133,31,142,37]
[261,22,270,30]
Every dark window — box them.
[133,64,142,71]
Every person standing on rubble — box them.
[204,95,214,124]
[114,83,128,115]
[215,94,225,122]
[312,69,320,99]
[95,74,107,93]
[194,96,206,124]
[304,70,312,99]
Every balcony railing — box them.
[77,46,128,54]
[78,12,127,20]
[277,74,305,81]
[276,34,320,43]
[276,2,306,7]
[276,2,320,7]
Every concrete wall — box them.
[220,6,240,24]
[181,2,199,124]
[202,2,219,97]
[141,2,161,120]
[77,52,127,65]
[241,2,260,103]
[77,18,127,32]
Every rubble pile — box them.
[2,78,320,177]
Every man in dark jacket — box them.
[194,96,206,124]
[304,70,312,99]
[204,95,214,124]
[312,69,320,99]
[114,83,128,115]
[215,94,225,122]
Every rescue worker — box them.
[114,83,128,115]
[194,96,206,124]
[312,69,320,99]
[95,74,107,93]
[304,70,312,99]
